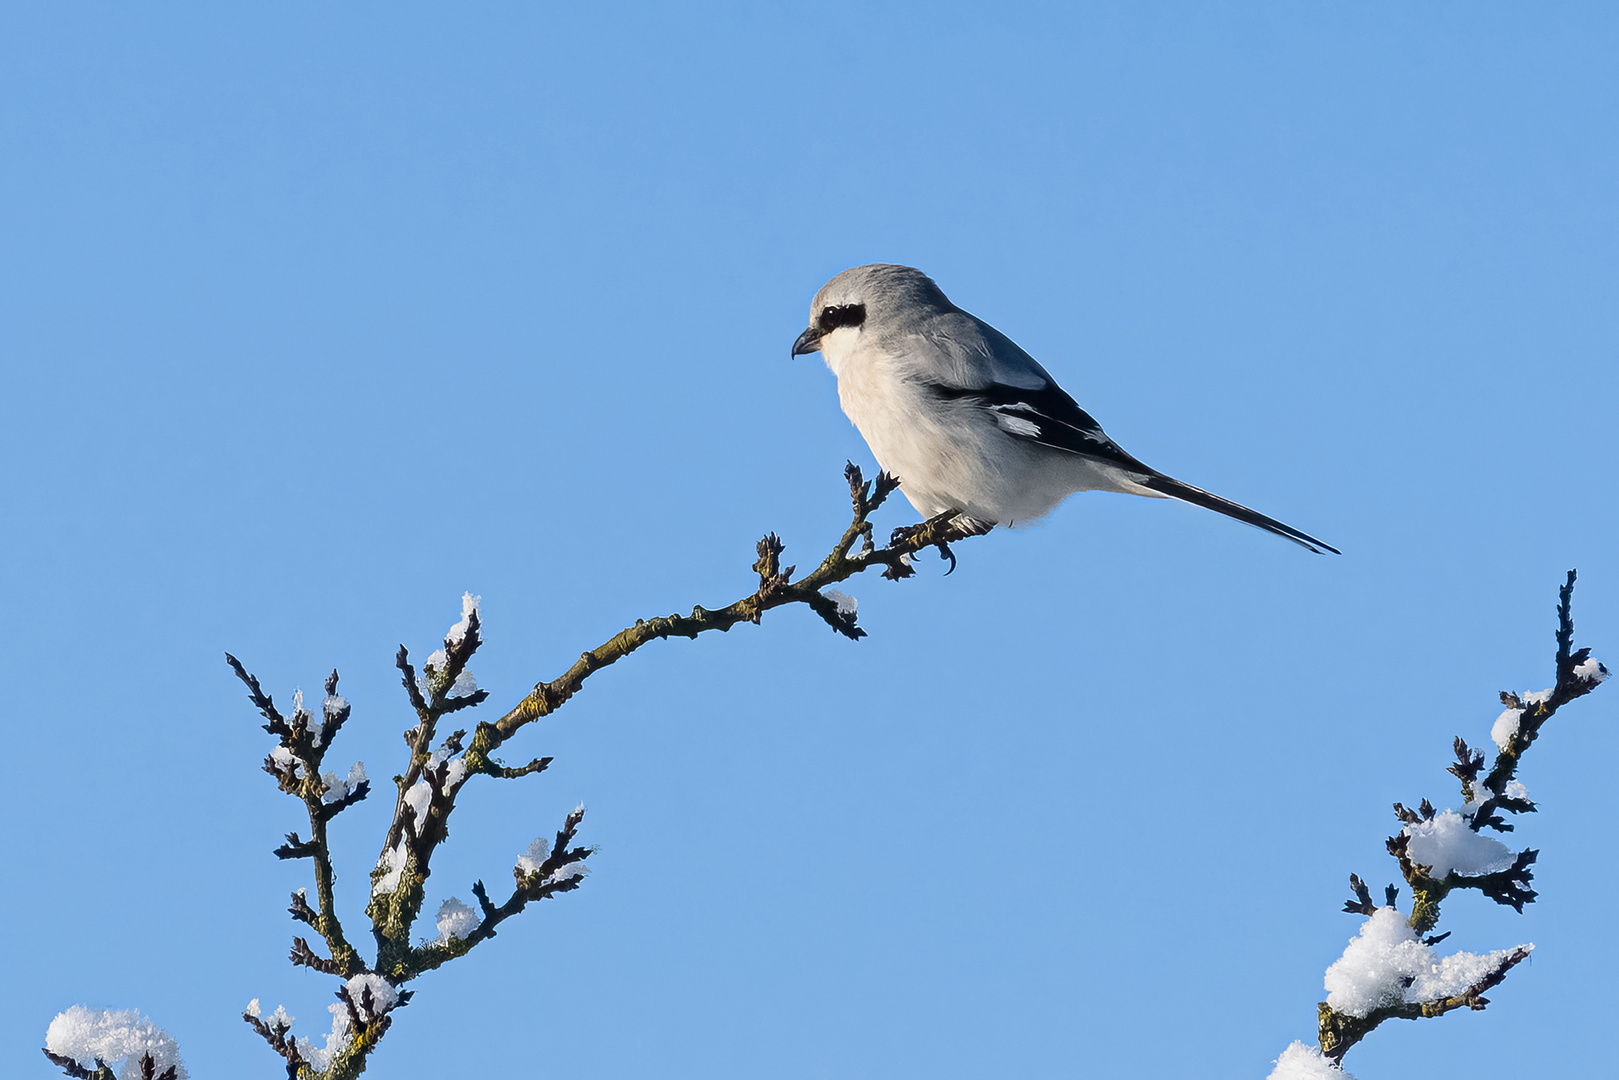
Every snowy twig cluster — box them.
[1273,571,1608,1078]
[42,465,995,1079]
[218,594,596,1079]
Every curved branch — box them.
[487,466,989,753]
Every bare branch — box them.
[439,689,490,714]
[1472,848,1539,912]
[1341,874,1395,917]
[478,755,552,781]
[397,646,429,720]
[226,652,287,731]
[488,467,993,752]
[289,889,318,927]
[290,936,343,974]
[274,832,318,860]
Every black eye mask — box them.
[818,303,867,331]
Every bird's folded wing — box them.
[926,377,1151,473]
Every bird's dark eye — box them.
[819,303,867,332]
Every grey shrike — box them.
[791,264,1339,554]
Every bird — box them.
[791,264,1338,554]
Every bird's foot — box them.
[887,509,958,550]
[886,511,993,576]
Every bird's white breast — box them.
[820,330,912,463]
[819,327,1117,524]
[821,329,1000,520]
[820,330,929,474]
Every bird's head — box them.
[791,264,951,367]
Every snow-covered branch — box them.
[1273,571,1608,1077]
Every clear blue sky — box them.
[3,4,1615,1077]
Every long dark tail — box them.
[1134,471,1340,555]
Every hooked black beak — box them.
[790,326,823,357]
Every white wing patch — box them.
[987,400,1109,448]
[989,407,1042,437]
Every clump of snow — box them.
[417,653,444,693]
[320,694,347,737]
[321,761,367,804]
[1575,656,1609,683]
[516,837,550,875]
[244,999,293,1027]
[269,745,306,780]
[345,973,399,1017]
[434,897,479,944]
[447,592,481,645]
[1405,810,1516,877]
[292,688,306,718]
[441,757,467,796]
[1490,706,1523,751]
[823,589,858,616]
[403,775,434,826]
[45,1006,188,1080]
[295,1023,341,1071]
[1324,908,1529,1017]
[373,841,409,896]
[296,1007,349,1071]
[1461,779,1530,818]
[417,649,478,700]
[1267,1041,1358,1080]
[546,860,589,887]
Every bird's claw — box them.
[886,510,990,576]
